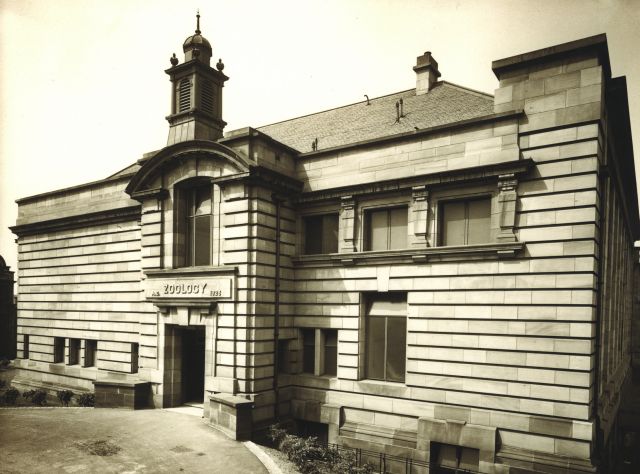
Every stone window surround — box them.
[293,159,531,264]
[299,328,339,378]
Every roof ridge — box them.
[253,88,416,131]
[439,80,494,99]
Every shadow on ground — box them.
[0,408,267,473]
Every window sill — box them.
[293,241,524,266]
[145,265,237,277]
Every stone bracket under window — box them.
[411,185,429,247]
[340,195,356,252]
[293,241,525,266]
[497,173,518,243]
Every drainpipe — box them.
[273,194,282,420]
[594,156,609,467]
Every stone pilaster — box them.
[411,185,429,247]
[340,195,356,252]
[497,174,518,242]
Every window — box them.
[430,443,480,473]
[323,330,338,376]
[84,340,97,367]
[23,335,29,359]
[302,329,315,374]
[178,183,213,267]
[366,294,407,382]
[303,214,339,254]
[300,329,338,376]
[131,343,139,374]
[53,337,64,363]
[277,340,289,374]
[68,338,81,365]
[440,197,491,246]
[364,207,407,251]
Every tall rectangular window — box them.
[366,294,407,382]
[177,183,213,267]
[131,343,139,374]
[323,330,338,376]
[68,338,81,365]
[53,337,65,363]
[188,185,213,266]
[365,207,408,251]
[84,340,97,367]
[302,329,315,374]
[303,214,339,254]
[277,340,289,374]
[440,197,491,246]
[23,335,29,359]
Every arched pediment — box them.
[125,140,252,198]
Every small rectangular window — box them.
[303,214,339,254]
[302,329,315,373]
[441,197,491,246]
[131,343,139,374]
[431,443,480,472]
[277,340,289,374]
[23,335,30,359]
[366,294,407,383]
[365,207,408,251]
[84,340,97,367]
[68,338,81,365]
[323,330,338,376]
[53,337,65,363]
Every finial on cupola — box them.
[195,9,201,34]
[216,58,225,72]
[170,53,179,66]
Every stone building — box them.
[0,255,16,359]
[9,21,639,474]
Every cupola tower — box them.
[165,12,228,145]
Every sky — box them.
[1,0,639,272]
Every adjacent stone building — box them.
[0,255,16,359]
[10,22,639,474]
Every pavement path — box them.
[0,407,268,473]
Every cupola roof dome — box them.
[183,33,212,52]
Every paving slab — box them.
[0,408,268,473]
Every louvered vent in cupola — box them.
[178,79,192,112]
[201,80,215,114]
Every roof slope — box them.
[256,82,494,153]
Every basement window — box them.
[68,338,81,365]
[131,343,139,374]
[84,340,97,368]
[53,337,65,363]
[431,443,480,473]
[23,335,29,359]
[302,329,315,374]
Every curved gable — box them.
[125,140,252,198]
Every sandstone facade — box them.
[10,29,639,473]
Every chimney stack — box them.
[414,51,441,95]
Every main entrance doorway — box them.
[181,326,205,403]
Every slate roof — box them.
[256,81,494,154]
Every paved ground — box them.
[0,408,268,474]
